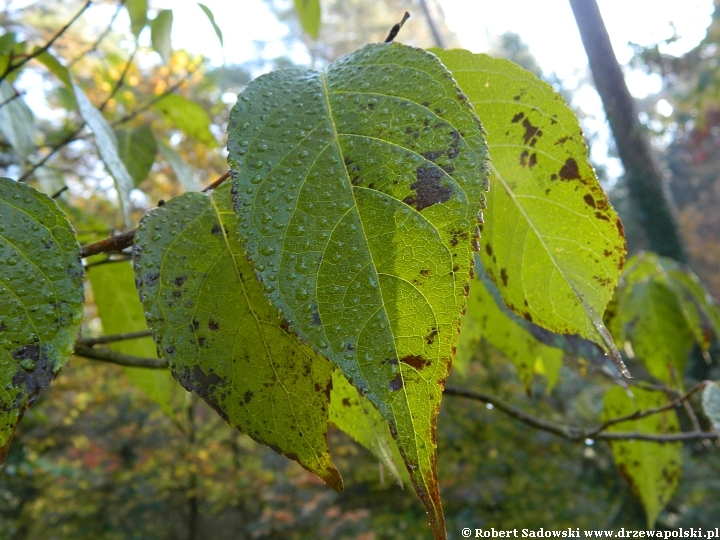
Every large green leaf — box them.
[460,259,563,393]
[115,125,157,186]
[151,9,173,64]
[133,184,341,489]
[153,93,214,146]
[0,81,35,165]
[87,262,177,419]
[602,387,682,528]
[73,83,134,225]
[126,0,148,38]
[329,370,404,486]
[293,0,321,40]
[434,50,627,375]
[34,49,75,109]
[0,177,84,463]
[227,42,488,538]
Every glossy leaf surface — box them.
[0,178,84,463]
[434,49,627,374]
[228,42,488,538]
[602,387,682,528]
[87,262,177,419]
[133,185,341,489]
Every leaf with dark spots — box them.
[425,329,438,345]
[400,354,431,370]
[145,272,160,287]
[210,223,222,235]
[134,185,342,491]
[174,275,188,286]
[434,50,627,376]
[405,164,453,211]
[389,374,404,391]
[559,157,581,180]
[0,178,84,464]
[583,194,596,208]
[500,268,508,287]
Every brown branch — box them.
[73,344,166,369]
[0,87,23,110]
[78,330,153,346]
[17,126,84,183]
[202,170,230,192]
[69,0,126,68]
[443,384,717,443]
[80,229,135,258]
[384,12,410,43]
[0,0,92,85]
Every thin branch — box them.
[73,344,166,369]
[80,229,135,258]
[0,0,92,86]
[202,170,230,192]
[443,384,718,443]
[69,0,126,68]
[99,47,137,111]
[17,126,84,183]
[0,87,23,110]
[384,12,410,43]
[78,330,153,346]
[51,185,68,198]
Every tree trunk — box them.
[568,0,688,263]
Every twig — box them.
[18,126,84,183]
[73,344,166,369]
[0,88,23,110]
[80,229,135,258]
[202,170,230,192]
[78,330,153,346]
[69,0,126,68]
[51,185,68,199]
[384,12,410,43]
[0,0,92,86]
[443,384,718,443]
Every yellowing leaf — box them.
[0,178,84,463]
[602,387,682,528]
[133,184,341,490]
[227,42,488,539]
[434,49,627,376]
[153,93,214,146]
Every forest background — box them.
[3,0,720,538]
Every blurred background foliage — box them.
[3,0,720,538]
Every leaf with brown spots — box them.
[133,183,341,490]
[434,50,627,376]
[0,177,84,463]
[602,387,682,528]
[227,43,488,539]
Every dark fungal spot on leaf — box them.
[165,345,175,355]
[595,212,610,222]
[208,318,220,331]
[12,344,39,362]
[425,328,438,345]
[485,243,493,256]
[400,354,430,370]
[243,390,254,404]
[197,337,206,346]
[342,398,351,407]
[528,153,537,167]
[422,150,444,162]
[559,158,581,180]
[172,290,182,299]
[500,268,509,287]
[145,272,160,287]
[174,366,229,423]
[522,312,533,322]
[191,319,200,331]
[403,164,452,211]
[511,112,524,123]
[583,194,596,208]
[0,321,6,332]
[11,348,54,407]
[389,374,404,391]
[210,224,222,235]
[419,269,430,277]
[311,302,321,325]
[521,118,542,147]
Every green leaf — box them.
[73,83,133,225]
[153,93,214,146]
[197,3,223,47]
[329,370,405,486]
[702,382,720,430]
[0,177,84,463]
[87,262,178,419]
[115,125,157,186]
[461,258,563,393]
[133,184,342,490]
[434,49,627,376]
[602,387,682,528]
[0,81,35,165]
[293,0,321,40]
[156,139,199,192]
[33,49,75,109]
[227,42,488,539]
[126,0,148,38]
[151,9,173,64]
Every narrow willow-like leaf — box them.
[34,50,75,109]
[228,42,488,538]
[126,0,148,38]
[602,387,682,528]
[87,262,177,419]
[329,370,404,486]
[460,258,563,393]
[133,184,341,489]
[151,9,173,64]
[115,125,157,186]
[434,50,627,376]
[197,3,223,47]
[293,0,321,40]
[73,83,133,225]
[0,177,84,463]
[157,140,198,192]
[154,94,214,146]
[0,81,34,165]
